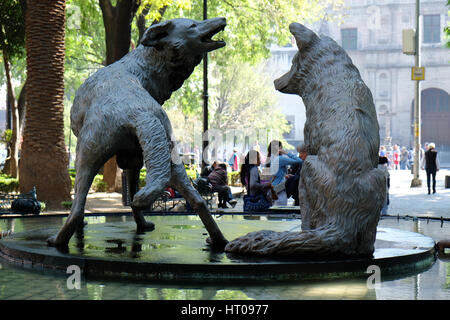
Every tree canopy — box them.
[0,0,26,61]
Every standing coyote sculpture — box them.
[47,18,228,249]
[225,23,386,258]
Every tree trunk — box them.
[0,30,20,179]
[18,80,27,133]
[20,0,71,208]
[99,0,139,192]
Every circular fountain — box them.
[0,214,436,283]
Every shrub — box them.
[61,201,72,210]
[0,174,19,193]
[92,174,108,192]
[139,169,146,187]
[68,168,76,178]
[185,168,198,180]
[228,171,241,186]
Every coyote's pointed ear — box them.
[289,23,319,51]
[141,20,173,47]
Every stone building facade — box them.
[268,0,449,153]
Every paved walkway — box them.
[387,168,450,219]
[10,168,449,219]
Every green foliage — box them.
[0,173,19,193]
[227,171,241,186]
[185,167,198,180]
[0,0,26,60]
[0,129,12,145]
[139,169,147,187]
[68,168,76,188]
[92,174,109,192]
[64,0,105,153]
[138,0,192,22]
[65,0,105,99]
[39,202,46,212]
[446,0,450,48]
[162,0,342,145]
[68,168,77,178]
[162,0,344,65]
[61,201,73,210]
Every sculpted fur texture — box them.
[48,18,228,249]
[225,23,386,258]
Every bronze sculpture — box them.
[225,23,386,258]
[47,18,229,249]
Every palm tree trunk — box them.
[20,0,71,209]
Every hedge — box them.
[0,174,19,193]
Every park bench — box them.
[121,171,216,212]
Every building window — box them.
[377,73,389,98]
[341,28,357,50]
[283,115,295,140]
[423,14,440,44]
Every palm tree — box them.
[20,0,71,209]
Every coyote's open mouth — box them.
[200,18,226,51]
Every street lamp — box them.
[202,0,208,170]
[403,0,422,187]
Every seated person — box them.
[208,162,237,208]
[266,140,302,206]
[200,161,218,178]
[241,150,274,202]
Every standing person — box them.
[386,151,393,169]
[407,147,414,170]
[400,147,409,170]
[228,148,239,172]
[208,162,237,208]
[421,142,440,194]
[286,143,308,206]
[266,140,302,206]
[378,155,390,216]
[392,144,400,170]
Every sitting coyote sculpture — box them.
[225,23,386,258]
[47,18,229,249]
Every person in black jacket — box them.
[421,142,440,194]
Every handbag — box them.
[243,194,271,212]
